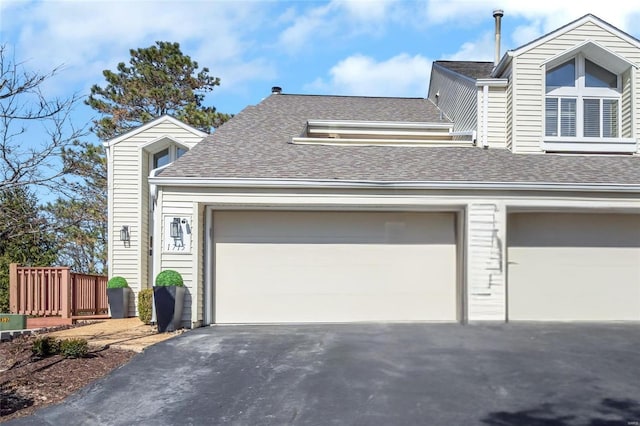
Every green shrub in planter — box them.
[107,276,129,289]
[155,270,184,287]
[138,288,153,325]
[107,276,131,319]
[154,270,185,332]
[32,336,60,358]
[59,338,89,358]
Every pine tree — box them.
[86,41,229,140]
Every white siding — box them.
[428,65,477,132]
[478,86,508,148]
[505,68,514,150]
[513,21,640,153]
[108,119,204,316]
[466,203,506,321]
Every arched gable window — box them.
[545,55,620,139]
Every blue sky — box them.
[3,0,640,142]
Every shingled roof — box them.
[433,61,495,80]
[159,93,640,185]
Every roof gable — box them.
[493,14,640,77]
[103,115,208,148]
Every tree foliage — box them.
[46,140,107,274]
[0,44,86,193]
[0,187,57,312]
[87,41,229,140]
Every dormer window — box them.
[545,55,621,140]
[152,145,187,169]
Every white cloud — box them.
[444,31,494,62]
[277,0,405,53]
[306,53,431,97]
[425,0,640,35]
[4,1,272,98]
[278,4,333,52]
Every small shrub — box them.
[155,270,183,287]
[107,276,129,289]
[138,288,153,325]
[59,338,89,358]
[32,336,60,357]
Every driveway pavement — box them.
[7,323,640,425]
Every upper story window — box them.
[152,145,187,170]
[545,55,621,139]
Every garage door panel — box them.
[508,213,640,321]
[214,211,457,323]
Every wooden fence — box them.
[9,264,109,327]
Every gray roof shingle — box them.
[160,94,640,185]
[434,61,495,80]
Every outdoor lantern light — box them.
[170,217,181,239]
[120,225,130,242]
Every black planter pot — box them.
[107,288,130,319]
[153,286,185,332]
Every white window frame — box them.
[150,144,188,170]
[544,53,622,142]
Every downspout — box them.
[482,84,489,148]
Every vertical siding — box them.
[513,21,640,153]
[466,203,506,321]
[109,119,205,316]
[428,65,477,131]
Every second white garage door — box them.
[508,213,640,321]
[213,211,458,323]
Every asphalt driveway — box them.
[8,323,640,425]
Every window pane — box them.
[603,99,618,137]
[560,98,576,137]
[585,59,617,88]
[153,148,170,169]
[583,99,601,137]
[546,60,575,90]
[177,147,187,159]
[545,98,558,136]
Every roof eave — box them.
[147,177,640,193]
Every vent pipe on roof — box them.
[271,86,282,95]
[493,9,504,66]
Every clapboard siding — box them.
[108,117,205,317]
[158,196,198,326]
[466,203,506,321]
[505,68,514,150]
[513,21,640,153]
[487,86,507,148]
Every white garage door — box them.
[213,211,458,323]
[508,213,640,321]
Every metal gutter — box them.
[147,177,640,193]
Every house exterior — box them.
[105,14,640,328]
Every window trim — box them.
[542,53,631,150]
[149,144,188,172]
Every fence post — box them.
[9,263,19,313]
[60,267,72,320]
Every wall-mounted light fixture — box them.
[169,218,181,239]
[120,225,130,242]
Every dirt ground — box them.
[0,320,181,422]
[0,332,136,422]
